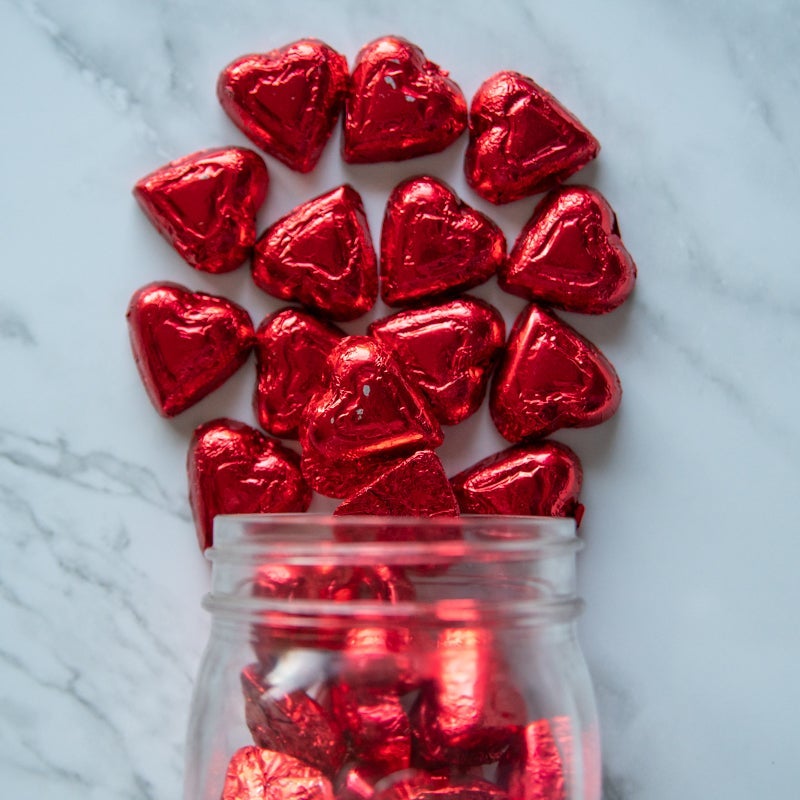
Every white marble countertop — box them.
[2,1,799,797]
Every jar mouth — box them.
[207,513,581,566]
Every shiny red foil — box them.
[331,683,412,773]
[372,771,510,800]
[241,663,346,776]
[335,763,383,800]
[380,177,505,306]
[451,441,583,520]
[300,337,443,498]
[343,37,467,163]
[502,186,636,314]
[220,745,334,800]
[337,624,414,690]
[490,305,621,442]
[334,450,458,518]
[498,719,566,800]
[369,297,505,426]
[252,185,378,321]
[218,39,349,173]
[254,308,344,438]
[465,72,599,205]
[187,419,311,550]
[126,282,253,417]
[410,628,526,767]
[133,147,268,273]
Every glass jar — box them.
[185,514,600,800]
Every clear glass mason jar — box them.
[184,514,600,800]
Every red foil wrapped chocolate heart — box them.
[254,308,344,438]
[343,37,467,163]
[334,450,458,518]
[241,663,346,776]
[490,305,621,442]
[331,683,412,773]
[410,628,526,767]
[379,177,505,306]
[502,186,636,314]
[220,746,334,800]
[465,72,599,205]
[252,185,378,321]
[126,282,254,417]
[498,719,566,800]
[299,337,443,498]
[133,147,268,273]
[451,441,583,520]
[373,771,510,800]
[218,39,349,173]
[188,419,311,550]
[369,297,505,426]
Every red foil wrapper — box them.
[187,419,311,550]
[498,719,566,800]
[464,72,599,205]
[133,147,268,273]
[126,282,254,417]
[501,186,636,314]
[451,441,583,520]
[410,628,526,767]
[379,177,505,306]
[334,451,458,518]
[343,37,467,163]
[336,625,414,690]
[373,771,509,800]
[252,185,378,322]
[299,337,443,498]
[369,298,505,426]
[241,663,346,776]
[220,745,334,800]
[218,39,349,173]
[254,308,344,438]
[331,683,412,773]
[490,305,621,442]
[335,763,384,800]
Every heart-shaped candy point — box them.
[369,297,505,426]
[188,419,311,551]
[343,36,467,163]
[490,304,621,441]
[126,282,254,417]
[217,39,349,173]
[300,336,443,498]
[380,176,506,306]
[252,185,378,321]
[502,186,636,314]
[451,441,584,520]
[254,308,345,439]
[133,147,268,273]
[465,71,599,205]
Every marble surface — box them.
[2,0,799,797]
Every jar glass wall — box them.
[185,514,600,800]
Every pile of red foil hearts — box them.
[127,35,636,800]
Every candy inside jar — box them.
[185,515,600,800]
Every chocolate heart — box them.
[343,36,467,163]
[188,418,311,550]
[465,71,599,205]
[502,186,636,314]
[126,282,254,417]
[369,297,505,426]
[254,308,345,439]
[498,719,566,800]
[334,450,458,518]
[451,441,583,521]
[380,176,506,306]
[299,337,443,498]
[490,304,621,441]
[252,185,378,321]
[217,39,349,173]
[133,147,268,273]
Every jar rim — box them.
[207,513,581,566]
